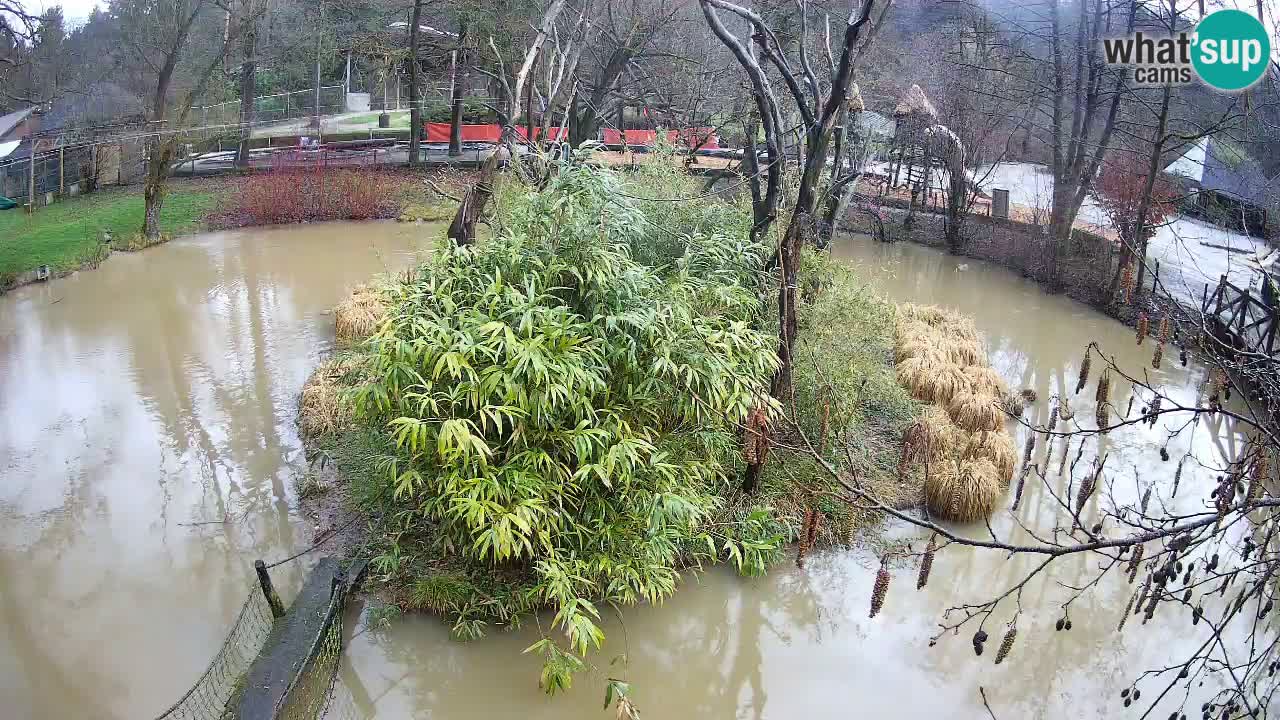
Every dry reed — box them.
[947,391,1004,433]
[924,459,1002,522]
[334,284,387,344]
[299,357,359,437]
[893,303,1013,520]
[963,431,1016,484]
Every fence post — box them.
[59,146,65,195]
[255,559,286,619]
[27,150,35,213]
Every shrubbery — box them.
[330,158,786,691]
[229,168,398,227]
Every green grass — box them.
[336,110,412,130]
[755,250,923,546]
[0,186,218,284]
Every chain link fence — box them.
[197,87,347,129]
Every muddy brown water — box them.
[0,226,1252,719]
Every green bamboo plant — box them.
[350,161,785,691]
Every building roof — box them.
[1164,137,1272,208]
[0,107,35,141]
[855,110,895,138]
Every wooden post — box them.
[255,559,286,619]
[59,146,65,195]
[27,149,36,213]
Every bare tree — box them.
[114,0,246,241]
[407,0,424,167]
[0,2,39,105]
[234,0,261,168]
[700,0,883,491]
[446,0,571,245]
[1042,0,1132,288]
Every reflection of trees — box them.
[0,224,430,717]
[329,566,832,720]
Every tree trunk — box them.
[449,38,466,157]
[235,2,257,169]
[448,141,503,245]
[142,140,176,240]
[407,0,423,167]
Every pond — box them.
[329,234,1251,719]
[0,221,432,719]
[0,222,1250,719]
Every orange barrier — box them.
[423,123,571,143]
[603,128,719,149]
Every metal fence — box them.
[196,86,347,129]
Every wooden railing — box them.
[1202,275,1280,357]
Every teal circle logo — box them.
[1192,9,1271,91]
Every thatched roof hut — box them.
[894,84,937,122]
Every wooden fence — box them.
[1202,275,1280,357]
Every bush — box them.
[229,168,399,226]
[423,98,497,125]
[337,160,784,690]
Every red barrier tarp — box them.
[424,123,571,143]
[603,128,719,149]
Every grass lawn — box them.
[334,110,412,130]
[0,186,218,284]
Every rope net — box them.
[153,585,275,720]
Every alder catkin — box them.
[917,534,936,590]
[995,625,1017,664]
[1153,343,1164,370]
[1137,312,1149,345]
[1012,466,1029,511]
[1119,586,1140,631]
[870,557,890,618]
[1096,369,1112,405]
[1249,451,1270,503]
[1076,464,1098,513]
[1128,544,1145,583]
[1158,315,1171,343]
[1076,347,1092,394]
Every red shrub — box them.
[1094,155,1179,244]
[230,167,398,227]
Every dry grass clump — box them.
[897,358,970,404]
[907,405,962,463]
[963,365,1009,397]
[334,284,387,344]
[924,459,1002,522]
[300,357,361,437]
[962,431,1016,483]
[947,391,1004,433]
[893,303,1015,520]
